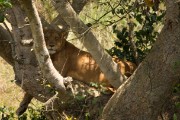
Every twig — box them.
[128,20,139,64]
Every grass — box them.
[0,57,46,119]
[0,57,24,118]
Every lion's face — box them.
[44,29,68,54]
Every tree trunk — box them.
[4,1,67,117]
[51,0,125,89]
[0,0,90,118]
[6,0,56,105]
[18,0,66,92]
[0,24,14,65]
[102,1,180,119]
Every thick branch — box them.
[51,0,89,29]
[102,0,180,119]
[71,0,89,14]
[16,93,33,116]
[6,1,72,116]
[18,0,66,92]
[0,24,14,65]
[128,20,139,64]
[6,1,52,102]
[51,0,125,88]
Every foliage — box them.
[0,0,11,22]
[81,0,165,64]
[173,84,180,94]
[0,0,11,10]
[0,106,15,120]
[35,0,57,23]
[172,84,180,120]
[0,105,46,120]
[107,0,165,63]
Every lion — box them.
[44,29,137,86]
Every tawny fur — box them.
[44,29,136,86]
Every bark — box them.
[0,0,90,117]
[2,0,92,119]
[16,93,33,116]
[0,24,14,65]
[7,0,75,117]
[51,0,125,89]
[102,1,180,119]
[71,0,89,14]
[5,1,65,116]
[51,0,89,29]
[18,0,66,92]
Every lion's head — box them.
[43,29,68,54]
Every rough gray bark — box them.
[102,0,180,119]
[71,0,89,14]
[51,0,125,89]
[17,1,76,118]
[0,24,14,65]
[18,0,66,92]
[0,0,90,118]
[6,0,56,105]
[51,0,89,29]
[16,92,33,115]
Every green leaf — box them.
[3,2,12,8]
[112,9,115,15]
[136,14,143,24]
[175,102,180,108]
[173,114,177,120]
[116,8,124,14]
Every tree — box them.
[1,0,114,119]
[0,0,179,119]
[102,0,180,119]
[0,0,89,118]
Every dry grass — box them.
[0,57,45,119]
[0,57,23,109]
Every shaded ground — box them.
[60,80,113,120]
[0,57,22,108]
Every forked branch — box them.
[18,0,66,92]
